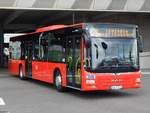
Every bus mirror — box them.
[101,42,108,50]
[138,35,143,52]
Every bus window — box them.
[39,33,48,61]
[48,33,65,62]
[10,41,21,60]
[34,39,40,60]
[20,41,25,60]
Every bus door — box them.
[66,35,81,88]
[25,41,33,77]
[32,33,49,81]
[38,33,49,80]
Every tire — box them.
[19,66,25,80]
[54,71,65,92]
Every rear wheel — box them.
[19,66,25,80]
[54,71,65,92]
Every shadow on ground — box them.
[9,75,140,100]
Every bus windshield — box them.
[84,24,139,73]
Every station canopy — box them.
[1,0,150,33]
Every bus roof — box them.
[10,23,83,41]
[36,25,66,32]
[10,23,137,41]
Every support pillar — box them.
[0,26,4,67]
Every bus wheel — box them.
[54,71,65,92]
[19,66,25,80]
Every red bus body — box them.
[9,23,142,91]
[9,59,141,91]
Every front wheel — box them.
[54,71,65,92]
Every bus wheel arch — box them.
[53,68,65,92]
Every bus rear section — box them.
[9,23,142,92]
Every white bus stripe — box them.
[0,97,5,106]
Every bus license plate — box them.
[110,86,122,90]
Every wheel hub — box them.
[55,75,61,87]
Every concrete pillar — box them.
[0,26,4,67]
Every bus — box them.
[9,23,143,91]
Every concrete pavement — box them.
[0,69,149,113]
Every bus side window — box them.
[39,33,48,61]
[21,41,25,60]
[34,39,40,60]
[9,41,13,59]
[10,41,21,60]
[48,33,65,62]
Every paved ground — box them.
[0,69,150,113]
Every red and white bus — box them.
[9,23,142,91]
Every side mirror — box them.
[138,35,143,52]
[101,42,108,50]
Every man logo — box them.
[111,79,122,82]
[115,73,121,75]
[112,73,121,76]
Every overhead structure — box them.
[0,0,150,33]
[1,0,150,11]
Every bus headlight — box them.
[86,75,96,79]
[86,80,95,84]
[136,78,141,83]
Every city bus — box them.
[9,23,143,91]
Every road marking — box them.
[0,97,5,106]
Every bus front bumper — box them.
[81,72,142,91]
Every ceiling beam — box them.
[4,10,25,25]
[39,11,72,26]
[91,12,117,20]
[4,24,36,32]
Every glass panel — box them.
[86,23,136,38]
[66,35,81,87]
[74,38,81,85]
[85,38,139,73]
[39,33,48,60]
[34,39,39,60]
[10,41,21,60]
[48,33,65,62]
